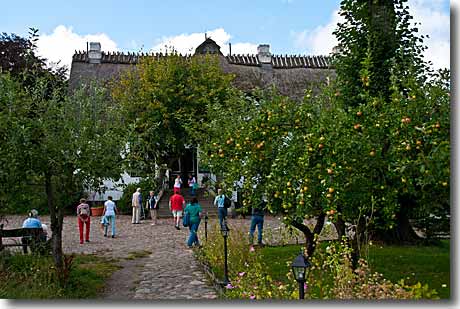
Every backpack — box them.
[183,211,190,227]
[80,206,89,216]
[224,196,232,209]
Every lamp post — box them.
[204,213,208,242]
[221,224,230,285]
[291,250,310,300]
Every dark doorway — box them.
[170,147,196,187]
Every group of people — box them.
[18,176,265,252]
[74,173,265,248]
[131,188,160,225]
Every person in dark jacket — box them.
[249,197,267,246]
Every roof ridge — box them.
[72,50,332,68]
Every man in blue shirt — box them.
[22,209,42,228]
[213,189,228,229]
[21,209,46,253]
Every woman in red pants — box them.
[77,198,91,244]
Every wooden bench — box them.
[0,224,47,254]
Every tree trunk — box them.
[45,172,64,271]
[370,194,421,244]
[350,216,367,269]
[334,216,346,240]
[290,213,326,257]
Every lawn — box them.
[259,240,450,299]
[366,240,450,299]
[0,252,120,299]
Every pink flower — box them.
[238,272,246,277]
[225,283,234,289]
[250,294,256,300]
[304,283,308,290]
[249,246,255,252]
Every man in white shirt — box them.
[132,188,141,224]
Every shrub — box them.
[116,177,162,214]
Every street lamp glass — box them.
[291,253,310,282]
[221,227,229,237]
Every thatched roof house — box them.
[70,38,335,101]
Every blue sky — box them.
[1,0,451,71]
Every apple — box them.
[326,193,332,199]
[318,144,324,149]
[328,187,335,193]
[357,111,363,116]
[369,150,376,157]
[354,124,361,130]
[327,169,334,175]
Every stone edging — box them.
[193,249,226,298]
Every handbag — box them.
[183,211,190,227]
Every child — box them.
[100,215,110,234]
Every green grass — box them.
[367,240,450,299]
[0,252,120,299]
[259,240,450,299]
[125,250,152,260]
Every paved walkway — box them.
[2,215,218,300]
[2,214,328,300]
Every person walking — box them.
[214,189,228,229]
[77,198,91,244]
[173,175,182,194]
[249,197,267,246]
[184,197,202,248]
[103,196,117,238]
[132,188,142,224]
[169,191,185,230]
[148,190,159,225]
[188,174,197,196]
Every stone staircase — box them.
[156,188,218,218]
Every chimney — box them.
[88,42,102,64]
[257,44,271,64]
[331,45,341,55]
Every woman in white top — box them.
[173,175,182,194]
[103,195,118,238]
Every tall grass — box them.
[0,251,120,299]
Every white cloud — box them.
[408,0,450,69]
[292,0,450,70]
[151,28,257,55]
[291,10,342,56]
[36,25,118,72]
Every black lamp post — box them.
[221,224,230,285]
[291,251,310,299]
[204,213,208,242]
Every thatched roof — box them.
[69,39,335,101]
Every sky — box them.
[1,0,451,73]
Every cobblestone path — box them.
[2,214,318,300]
[2,215,218,300]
